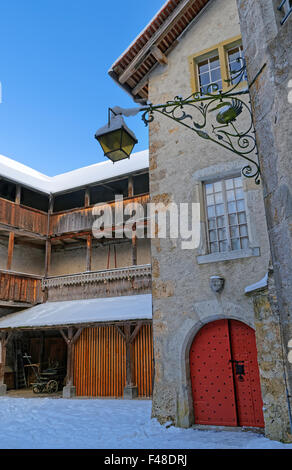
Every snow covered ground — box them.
[0,397,291,449]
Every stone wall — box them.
[148,0,271,428]
[248,268,292,442]
[237,0,292,440]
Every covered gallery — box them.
[0,294,153,399]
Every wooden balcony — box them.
[0,270,44,307]
[42,264,152,302]
[0,198,48,237]
[49,194,150,237]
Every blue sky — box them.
[0,0,164,175]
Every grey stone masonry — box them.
[237,0,292,441]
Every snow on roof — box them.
[0,294,152,329]
[0,149,149,195]
[244,273,268,294]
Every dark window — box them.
[0,180,16,201]
[134,173,149,195]
[90,178,128,204]
[53,189,85,212]
[21,187,49,212]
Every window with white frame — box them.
[204,177,249,254]
[197,54,222,95]
[227,45,247,85]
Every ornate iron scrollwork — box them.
[141,60,261,184]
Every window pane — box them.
[230,226,239,238]
[237,199,245,212]
[216,204,224,216]
[214,181,222,192]
[209,56,220,70]
[227,190,235,201]
[200,72,211,86]
[209,230,217,242]
[240,225,248,237]
[209,218,216,229]
[210,242,219,253]
[238,212,247,224]
[225,179,234,190]
[232,238,241,250]
[234,177,242,188]
[241,237,249,249]
[215,192,223,204]
[218,228,226,240]
[208,206,216,218]
[205,183,213,194]
[228,201,236,213]
[235,188,244,199]
[207,194,214,205]
[219,241,228,252]
[211,68,221,83]
[217,216,225,228]
[229,213,237,225]
[198,59,209,74]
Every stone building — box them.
[0,150,154,400]
[109,0,291,441]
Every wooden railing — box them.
[43,264,152,301]
[0,198,48,236]
[49,194,150,237]
[0,270,44,306]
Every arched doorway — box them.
[189,319,264,428]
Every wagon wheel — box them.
[46,380,59,394]
[32,384,42,394]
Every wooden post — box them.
[128,175,134,198]
[60,327,83,397]
[132,231,137,266]
[86,234,92,272]
[0,332,12,394]
[15,185,21,205]
[115,322,142,398]
[44,239,51,277]
[85,187,90,208]
[6,232,15,271]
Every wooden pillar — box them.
[15,185,21,204]
[6,232,15,271]
[84,187,90,208]
[60,327,83,397]
[86,234,92,272]
[115,322,142,398]
[132,231,137,266]
[128,175,134,198]
[44,239,51,277]
[0,332,12,394]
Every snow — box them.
[0,398,291,449]
[0,149,149,195]
[245,273,268,294]
[0,294,152,329]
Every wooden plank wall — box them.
[73,324,153,397]
[0,198,48,235]
[0,272,44,305]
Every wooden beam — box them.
[150,45,168,65]
[6,232,15,271]
[86,234,92,272]
[15,185,21,205]
[132,231,137,266]
[44,239,51,277]
[60,327,83,387]
[128,175,134,198]
[84,188,90,208]
[0,332,12,386]
[117,0,191,84]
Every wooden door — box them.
[190,319,264,427]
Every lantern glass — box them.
[95,114,138,163]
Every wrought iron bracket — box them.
[139,61,261,185]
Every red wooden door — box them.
[229,320,265,427]
[190,319,264,427]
